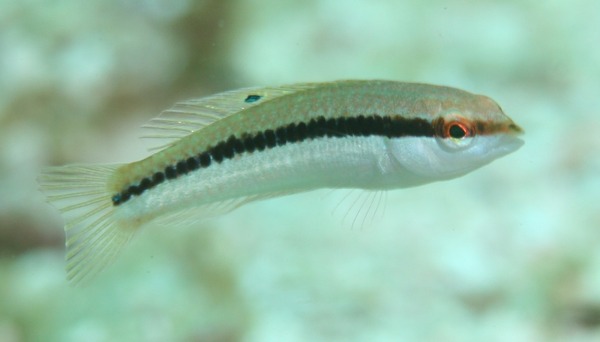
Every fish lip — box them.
[499,121,524,153]
[496,134,524,155]
[508,122,524,136]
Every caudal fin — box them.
[38,164,134,285]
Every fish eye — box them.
[434,114,476,150]
[442,117,474,140]
[446,122,470,139]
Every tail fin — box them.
[38,164,134,285]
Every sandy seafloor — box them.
[1,1,599,341]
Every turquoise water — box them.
[1,1,599,341]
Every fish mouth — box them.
[507,122,524,135]
[496,120,524,154]
[495,132,524,155]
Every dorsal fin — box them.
[141,83,320,152]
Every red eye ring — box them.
[444,120,473,139]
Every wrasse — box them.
[39,80,524,283]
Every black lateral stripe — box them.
[111,114,435,206]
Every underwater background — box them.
[1,1,599,341]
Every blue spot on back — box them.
[244,94,262,103]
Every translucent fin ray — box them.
[140,83,321,152]
[331,189,387,230]
[151,195,265,228]
[152,190,303,228]
[38,164,136,285]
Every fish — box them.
[38,80,524,284]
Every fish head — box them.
[387,94,524,182]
